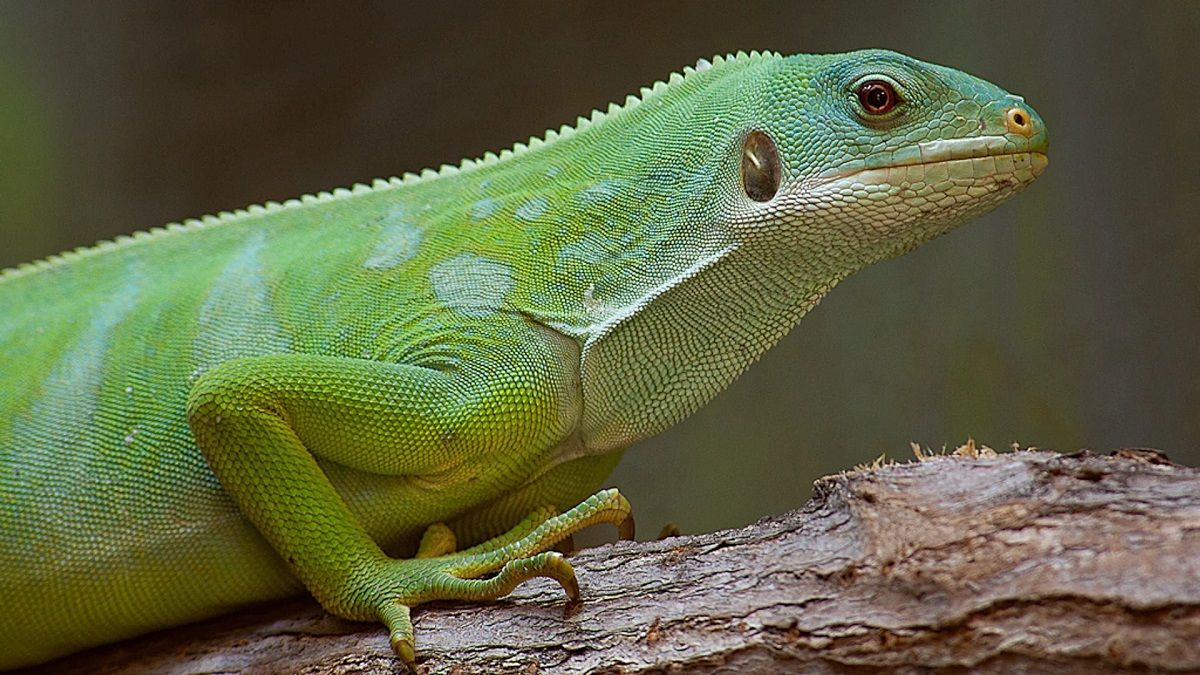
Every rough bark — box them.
[30,448,1200,674]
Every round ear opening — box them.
[741,130,781,202]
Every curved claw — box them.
[546,553,580,602]
[391,633,416,672]
[379,600,416,670]
[617,513,636,541]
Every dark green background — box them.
[1,2,1197,536]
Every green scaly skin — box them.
[0,49,1047,669]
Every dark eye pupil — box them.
[858,81,897,114]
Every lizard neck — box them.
[575,237,844,452]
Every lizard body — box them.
[0,50,1046,668]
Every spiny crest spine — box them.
[1,51,768,281]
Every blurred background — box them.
[1,1,1196,536]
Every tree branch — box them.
[35,449,1200,673]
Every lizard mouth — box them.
[813,135,1048,188]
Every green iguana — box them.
[0,49,1047,669]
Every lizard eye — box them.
[741,130,781,202]
[856,80,899,115]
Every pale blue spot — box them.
[576,180,624,205]
[545,166,562,178]
[559,238,609,265]
[193,231,290,376]
[470,197,499,220]
[514,197,549,222]
[429,254,514,318]
[363,224,421,270]
[378,203,406,227]
[12,265,144,452]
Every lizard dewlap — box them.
[0,49,1046,669]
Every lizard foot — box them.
[377,488,634,668]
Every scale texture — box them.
[0,49,1047,669]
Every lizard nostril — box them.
[1006,107,1034,138]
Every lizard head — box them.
[559,50,1048,450]
[727,49,1048,271]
